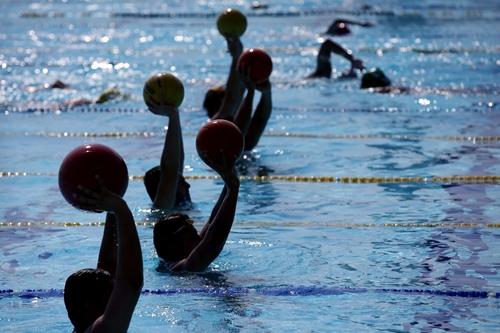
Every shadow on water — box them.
[154,265,263,331]
[408,130,499,331]
[366,116,499,330]
[236,151,279,215]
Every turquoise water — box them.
[1,0,499,332]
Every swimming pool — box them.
[1,0,499,332]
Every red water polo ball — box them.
[58,143,129,212]
[196,120,244,169]
[237,48,273,83]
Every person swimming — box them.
[325,19,373,36]
[64,178,143,333]
[307,39,365,79]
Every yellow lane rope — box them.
[1,172,499,184]
[1,130,500,143]
[1,221,499,229]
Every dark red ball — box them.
[58,144,129,212]
[237,48,273,83]
[196,120,244,169]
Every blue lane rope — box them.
[0,287,498,300]
[2,221,500,229]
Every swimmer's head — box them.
[326,21,351,36]
[144,167,192,207]
[333,22,351,35]
[360,68,391,89]
[203,85,226,118]
[64,268,114,332]
[95,87,123,104]
[153,213,201,262]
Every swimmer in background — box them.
[65,87,129,107]
[307,39,458,94]
[26,80,128,108]
[325,19,373,36]
[143,103,192,211]
[64,178,143,333]
[203,37,273,152]
[154,148,241,272]
[307,39,410,93]
[307,39,365,79]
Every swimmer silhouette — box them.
[154,155,240,272]
[307,39,365,79]
[64,178,143,333]
[64,87,128,108]
[203,36,273,152]
[325,19,373,36]
[143,104,192,210]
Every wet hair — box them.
[202,85,225,118]
[326,21,351,35]
[360,68,391,89]
[144,166,191,206]
[64,268,113,332]
[153,213,197,262]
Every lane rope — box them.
[1,105,496,114]
[0,286,497,299]
[1,221,499,229]
[1,130,499,143]
[1,172,499,184]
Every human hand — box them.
[239,65,256,91]
[255,79,271,93]
[226,37,243,59]
[148,103,179,117]
[351,58,365,71]
[74,176,125,213]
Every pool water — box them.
[0,0,499,332]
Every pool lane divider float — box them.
[2,130,500,143]
[2,105,496,114]
[1,221,500,229]
[0,286,498,300]
[2,172,500,184]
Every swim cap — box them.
[360,68,391,89]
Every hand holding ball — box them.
[217,8,247,38]
[143,73,184,112]
[238,48,273,84]
[196,120,244,171]
[59,144,129,212]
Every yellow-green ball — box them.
[216,8,247,38]
[143,73,184,109]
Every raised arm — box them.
[198,185,228,239]
[213,37,245,120]
[76,179,143,333]
[337,19,373,27]
[308,39,363,78]
[150,105,182,210]
[244,80,272,151]
[232,68,255,135]
[176,167,240,271]
[324,39,364,70]
[97,213,118,277]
